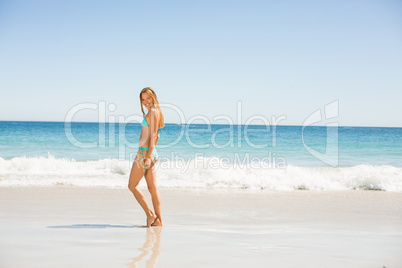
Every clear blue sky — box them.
[0,0,401,126]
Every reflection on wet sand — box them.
[127,227,162,268]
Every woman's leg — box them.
[128,152,157,227]
[144,159,163,226]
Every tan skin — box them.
[128,92,163,227]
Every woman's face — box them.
[141,92,153,109]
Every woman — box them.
[128,87,164,227]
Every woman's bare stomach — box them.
[138,128,153,148]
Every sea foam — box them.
[0,155,401,191]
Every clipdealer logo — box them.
[63,100,340,168]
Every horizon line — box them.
[0,120,400,129]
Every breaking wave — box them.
[0,155,401,191]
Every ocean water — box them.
[0,121,401,191]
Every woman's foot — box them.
[146,214,157,227]
[151,217,163,226]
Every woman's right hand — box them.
[144,157,152,169]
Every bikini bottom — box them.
[138,147,158,172]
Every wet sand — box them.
[0,187,401,267]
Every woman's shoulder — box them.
[149,107,160,116]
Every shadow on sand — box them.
[47,224,145,229]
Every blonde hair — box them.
[139,87,164,129]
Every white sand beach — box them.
[0,187,401,268]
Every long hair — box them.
[139,87,165,129]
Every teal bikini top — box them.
[142,112,162,133]
[142,115,149,127]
